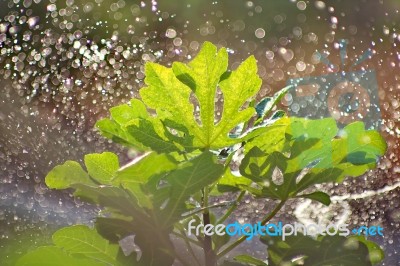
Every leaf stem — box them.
[202,187,217,266]
[216,191,245,224]
[216,200,286,259]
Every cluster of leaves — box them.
[17,42,387,266]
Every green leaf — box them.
[115,152,178,208]
[110,99,148,125]
[216,168,252,193]
[139,42,261,150]
[285,118,338,172]
[72,185,143,218]
[156,151,224,227]
[141,61,201,145]
[52,225,125,265]
[255,85,291,124]
[294,168,343,194]
[208,55,261,147]
[125,118,189,153]
[95,118,140,148]
[296,191,331,206]
[351,235,385,264]
[96,100,150,151]
[172,41,228,144]
[84,152,119,184]
[239,147,294,200]
[287,119,387,177]
[16,226,135,266]
[45,161,95,189]
[95,217,134,243]
[243,117,291,154]
[261,234,384,266]
[16,246,104,266]
[240,118,386,200]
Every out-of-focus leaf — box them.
[52,225,123,265]
[261,234,384,266]
[16,246,104,266]
[351,235,385,264]
[240,118,386,200]
[16,226,136,266]
[95,217,134,243]
[234,255,268,266]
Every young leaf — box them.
[84,152,119,184]
[45,161,95,189]
[141,61,201,145]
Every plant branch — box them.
[217,200,286,258]
[182,201,235,219]
[216,191,245,224]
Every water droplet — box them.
[297,1,307,11]
[296,61,306,71]
[47,4,56,12]
[315,1,326,10]
[166,28,177,38]
[255,28,265,39]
